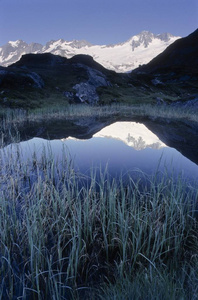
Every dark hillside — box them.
[1,30,198,110]
[134,29,198,75]
[9,52,67,68]
[0,53,129,108]
[131,29,198,104]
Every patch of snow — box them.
[94,122,167,149]
[9,40,21,48]
[0,32,181,72]
[5,51,18,61]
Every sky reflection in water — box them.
[3,122,198,182]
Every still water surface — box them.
[3,121,198,183]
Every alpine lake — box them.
[1,112,198,299]
[2,115,198,187]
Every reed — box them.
[0,103,198,127]
[0,144,197,299]
[1,103,197,149]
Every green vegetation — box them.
[1,103,198,128]
[1,50,198,298]
[0,64,88,109]
[1,52,197,109]
[0,102,198,148]
[0,145,198,299]
[0,94,197,299]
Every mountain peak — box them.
[156,32,174,41]
[130,31,155,50]
[138,30,153,36]
[8,40,27,47]
[133,28,198,75]
[0,31,180,72]
[68,39,92,48]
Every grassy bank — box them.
[1,102,198,150]
[0,145,198,299]
[1,103,198,128]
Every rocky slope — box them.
[134,29,198,75]
[132,29,198,104]
[0,31,180,72]
[0,29,197,108]
[0,53,127,107]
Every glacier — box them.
[0,31,180,73]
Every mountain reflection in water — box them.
[2,121,198,182]
[93,122,166,150]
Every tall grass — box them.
[1,103,197,148]
[0,103,197,148]
[0,144,197,299]
[1,103,198,127]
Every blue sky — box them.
[0,0,197,45]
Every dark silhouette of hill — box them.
[1,32,198,110]
[10,53,111,75]
[9,53,67,67]
[0,53,125,107]
[134,29,198,75]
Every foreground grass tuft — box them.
[0,145,198,299]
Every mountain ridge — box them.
[0,29,197,109]
[133,28,198,77]
[0,31,180,72]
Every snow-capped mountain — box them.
[0,31,180,72]
[93,121,166,150]
[64,121,166,150]
[0,40,43,67]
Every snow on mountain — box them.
[0,40,43,65]
[0,31,180,72]
[94,121,167,150]
[9,40,22,48]
[65,121,167,150]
